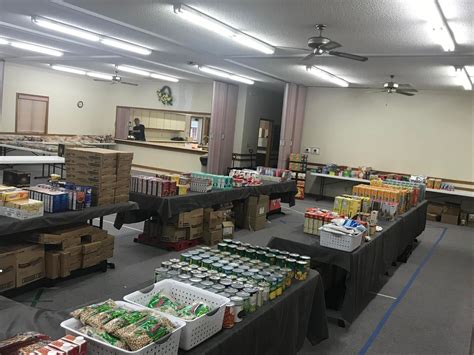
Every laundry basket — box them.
[124,279,229,350]
[60,301,186,355]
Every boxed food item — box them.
[202,228,223,246]
[15,244,45,287]
[61,335,87,355]
[249,215,266,231]
[204,208,225,230]
[2,169,31,188]
[160,225,187,243]
[222,221,234,238]
[0,189,29,202]
[187,224,203,240]
[30,225,95,249]
[81,249,105,268]
[80,227,107,243]
[0,332,52,354]
[0,249,16,291]
[246,195,269,220]
[45,251,60,279]
[1,199,44,219]
[178,208,204,228]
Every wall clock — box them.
[77,100,84,108]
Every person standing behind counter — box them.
[132,118,146,141]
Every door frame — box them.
[15,92,49,134]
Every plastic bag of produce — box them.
[120,316,175,351]
[106,310,149,337]
[79,326,129,350]
[71,299,117,325]
[176,302,210,320]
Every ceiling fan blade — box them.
[302,51,317,61]
[329,51,368,62]
[398,83,414,88]
[399,88,418,93]
[93,79,111,82]
[320,41,341,51]
[121,81,138,86]
[396,91,415,96]
[277,46,311,52]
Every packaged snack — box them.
[87,307,128,329]
[103,310,148,336]
[34,345,66,354]
[120,316,174,351]
[18,341,51,355]
[48,339,78,355]
[79,326,129,350]
[62,335,87,355]
[175,302,210,320]
[0,332,51,355]
[146,290,210,320]
[71,300,117,325]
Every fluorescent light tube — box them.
[174,4,274,54]
[101,38,152,55]
[150,73,179,82]
[454,67,472,90]
[51,65,86,75]
[433,26,455,52]
[11,41,63,56]
[117,65,150,76]
[0,38,8,45]
[87,72,113,80]
[32,16,100,42]
[198,66,254,84]
[306,66,349,87]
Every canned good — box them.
[282,267,293,288]
[178,274,191,282]
[299,256,311,272]
[250,259,260,266]
[190,269,201,277]
[233,268,244,276]
[267,276,277,300]
[189,264,199,270]
[243,287,258,313]
[198,267,208,273]
[232,240,242,246]
[230,296,244,322]
[228,244,238,254]
[241,257,251,263]
[253,274,264,283]
[178,261,188,267]
[222,266,234,275]
[188,250,200,256]
[212,262,223,271]
[170,264,182,273]
[208,269,218,275]
[200,280,214,289]
[161,261,172,269]
[168,270,180,280]
[209,275,221,283]
[201,246,211,251]
[219,292,230,298]
[154,267,168,282]
[190,256,203,266]
[261,262,270,269]
[223,238,233,244]
[274,273,284,295]
[248,268,259,274]
[220,279,233,287]
[201,259,213,269]
[236,277,248,284]
[211,284,226,293]
[235,247,245,256]
[229,262,240,268]
[232,282,245,291]
[295,261,308,280]
[278,250,290,258]
[236,291,250,314]
[223,302,235,329]
[217,243,228,251]
[240,265,250,272]
[180,253,191,262]
[246,249,256,259]
[217,273,228,279]
[190,277,202,284]
[226,287,238,296]
[228,275,238,281]
[200,253,211,259]
[221,251,232,257]
[286,258,297,271]
[209,256,220,263]
[258,281,270,303]
[242,271,254,279]
[275,255,287,268]
[169,258,180,264]
[260,271,271,278]
[265,253,276,265]
[289,253,300,259]
[256,251,266,261]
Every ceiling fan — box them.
[93,70,138,86]
[281,24,368,62]
[377,75,418,96]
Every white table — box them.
[0,156,65,179]
[0,143,57,156]
[310,172,473,199]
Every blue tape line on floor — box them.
[358,227,448,355]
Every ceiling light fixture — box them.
[116,65,150,76]
[87,72,114,80]
[454,66,472,90]
[0,38,8,45]
[174,4,275,55]
[11,41,63,56]
[306,66,349,87]
[198,65,254,84]
[51,65,86,75]
[32,16,101,42]
[101,38,152,55]
[150,73,179,82]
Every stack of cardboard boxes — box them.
[65,148,133,206]
[27,224,114,279]
[0,244,45,292]
[247,195,269,231]
[202,208,225,246]
[178,208,204,241]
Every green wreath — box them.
[157,85,173,106]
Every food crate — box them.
[60,301,186,355]
[124,280,229,350]
[319,228,363,252]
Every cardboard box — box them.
[202,229,223,246]
[45,251,60,279]
[426,212,441,222]
[65,245,82,271]
[0,250,16,291]
[187,225,203,240]
[82,241,102,254]
[427,203,445,216]
[178,208,204,228]
[467,213,474,227]
[80,227,108,243]
[247,195,269,220]
[103,247,114,259]
[15,244,45,287]
[2,169,31,188]
[102,234,115,248]
[249,215,266,231]
[222,221,234,238]
[204,209,225,230]
[35,225,95,244]
[82,250,105,268]
[232,200,247,229]
[160,225,187,243]
[441,203,460,225]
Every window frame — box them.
[15,92,49,134]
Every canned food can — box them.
[190,256,203,266]
[265,253,276,265]
[221,251,232,257]
[261,262,270,269]
[170,264,182,274]
[190,277,203,284]
[299,255,311,272]
[253,274,264,283]
[246,249,256,259]
[242,271,254,279]
[202,258,213,269]
[189,264,199,270]
[220,279,233,287]
[219,292,230,298]
[295,261,308,280]
[286,258,297,271]
[188,250,200,256]
[275,255,287,268]
[248,268,259,274]
[200,253,211,260]
[228,274,238,281]
[198,267,208,273]
[169,258,180,264]
[223,302,235,329]
[289,253,300,259]
[201,246,211,251]
[154,267,168,282]
[258,281,270,303]
[222,266,234,275]
[278,250,290,258]
[217,243,228,251]
[240,265,250,272]
[209,275,221,283]
[274,273,284,294]
[232,282,245,291]
[243,287,258,313]
[227,244,238,254]
[178,274,191,282]
[229,262,240,268]
[211,284,226,293]
[167,270,180,280]
[267,276,277,300]
[212,262,223,271]
[180,253,191,262]
[161,261,172,269]
[208,269,218,275]
[250,259,260,266]
[260,271,271,278]
[236,247,246,256]
[256,251,266,261]
[223,238,233,244]
[237,277,248,284]
[226,287,238,296]
[230,296,244,323]
[200,280,214,289]
[236,291,251,315]
[209,256,220,262]
[282,267,293,287]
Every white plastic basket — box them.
[319,229,364,252]
[123,279,229,351]
[60,301,186,355]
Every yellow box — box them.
[0,190,28,202]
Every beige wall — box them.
[0,62,212,135]
[301,88,474,181]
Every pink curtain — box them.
[277,83,307,169]
[208,81,238,174]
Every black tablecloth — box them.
[180,270,328,355]
[0,202,137,237]
[114,181,297,228]
[268,201,428,324]
[0,271,328,354]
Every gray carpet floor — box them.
[2,163,472,354]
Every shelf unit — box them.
[288,158,308,200]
